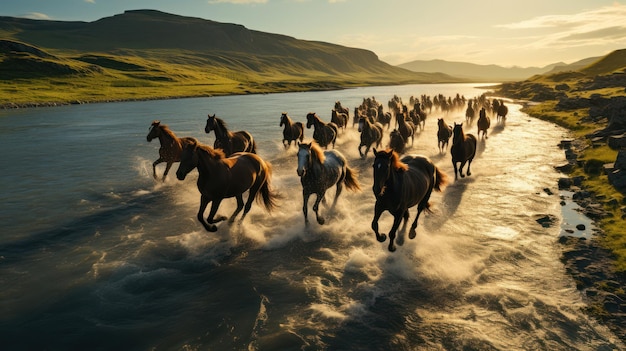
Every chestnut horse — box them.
[451,123,477,180]
[205,114,256,156]
[371,149,447,252]
[146,120,191,182]
[176,138,279,231]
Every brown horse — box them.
[297,141,360,225]
[306,112,338,149]
[331,109,349,131]
[437,118,453,153]
[371,149,447,252]
[358,115,383,158]
[451,123,477,180]
[205,114,256,156]
[496,101,508,123]
[388,129,405,154]
[477,107,490,139]
[279,112,304,149]
[396,109,415,147]
[176,138,279,232]
[146,120,191,182]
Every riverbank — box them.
[522,103,626,344]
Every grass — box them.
[522,99,626,273]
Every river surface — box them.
[0,83,622,350]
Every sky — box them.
[2,0,626,68]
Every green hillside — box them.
[0,10,458,107]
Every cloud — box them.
[496,4,626,30]
[20,12,51,20]
[84,0,96,3]
[208,0,267,4]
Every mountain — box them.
[0,9,458,107]
[397,59,566,82]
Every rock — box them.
[608,133,626,150]
[576,224,586,231]
[535,214,558,228]
[555,163,573,173]
[615,151,626,170]
[558,177,572,189]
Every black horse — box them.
[450,123,477,180]
[371,149,447,252]
[306,112,338,149]
[279,112,304,149]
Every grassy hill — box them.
[0,10,458,107]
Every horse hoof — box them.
[376,233,387,243]
[409,230,417,239]
[204,224,218,232]
[388,245,396,252]
[317,217,325,225]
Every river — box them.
[0,83,622,350]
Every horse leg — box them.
[358,144,364,158]
[161,161,173,182]
[332,181,343,210]
[387,213,404,252]
[228,194,245,223]
[302,191,311,225]
[152,157,164,180]
[197,195,218,232]
[452,160,459,180]
[206,198,227,225]
[371,201,387,243]
[313,192,326,225]
[239,182,262,222]
[466,158,473,177]
[459,160,467,178]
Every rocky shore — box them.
[555,138,626,343]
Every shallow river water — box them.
[0,83,622,350]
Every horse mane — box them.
[213,117,229,135]
[188,137,226,159]
[377,149,408,171]
[308,141,326,164]
[153,121,179,141]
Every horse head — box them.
[280,113,288,127]
[296,142,312,177]
[146,120,161,142]
[358,116,366,132]
[205,114,217,134]
[176,137,200,181]
[305,112,316,129]
[453,123,464,140]
[372,148,395,198]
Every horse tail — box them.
[257,161,280,212]
[434,165,448,192]
[343,166,361,192]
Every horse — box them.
[465,101,475,124]
[358,115,383,158]
[331,109,349,131]
[297,141,360,225]
[371,149,447,252]
[205,114,256,156]
[175,137,279,232]
[396,110,415,147]
[437,118,453,153]
[409,103,427,131]
[497,102,508,123]
[279,112,304,149]
[450,123,477,180]
[477,107,490,139]
[146,120,191,182]
[306,112,338,149]
[376,105,392,129]
[388,129,405,154]
[334,101,350,118]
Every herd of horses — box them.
[146,94,508,252]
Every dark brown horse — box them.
[306,112,338,149]
[205,114,256,156]
[496,101,508,123]
[331,109,349,131]
[371,149,447,252]
[358,115,383,158]
[176,138,279,231]
[279,112,304,149]
[451,123,477,180]
[146,120,191,182]
[297,141,360,225]
[396,110,415,147]
[437,118,453,153]
[388,129,405,154]
[477,107,490,139]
